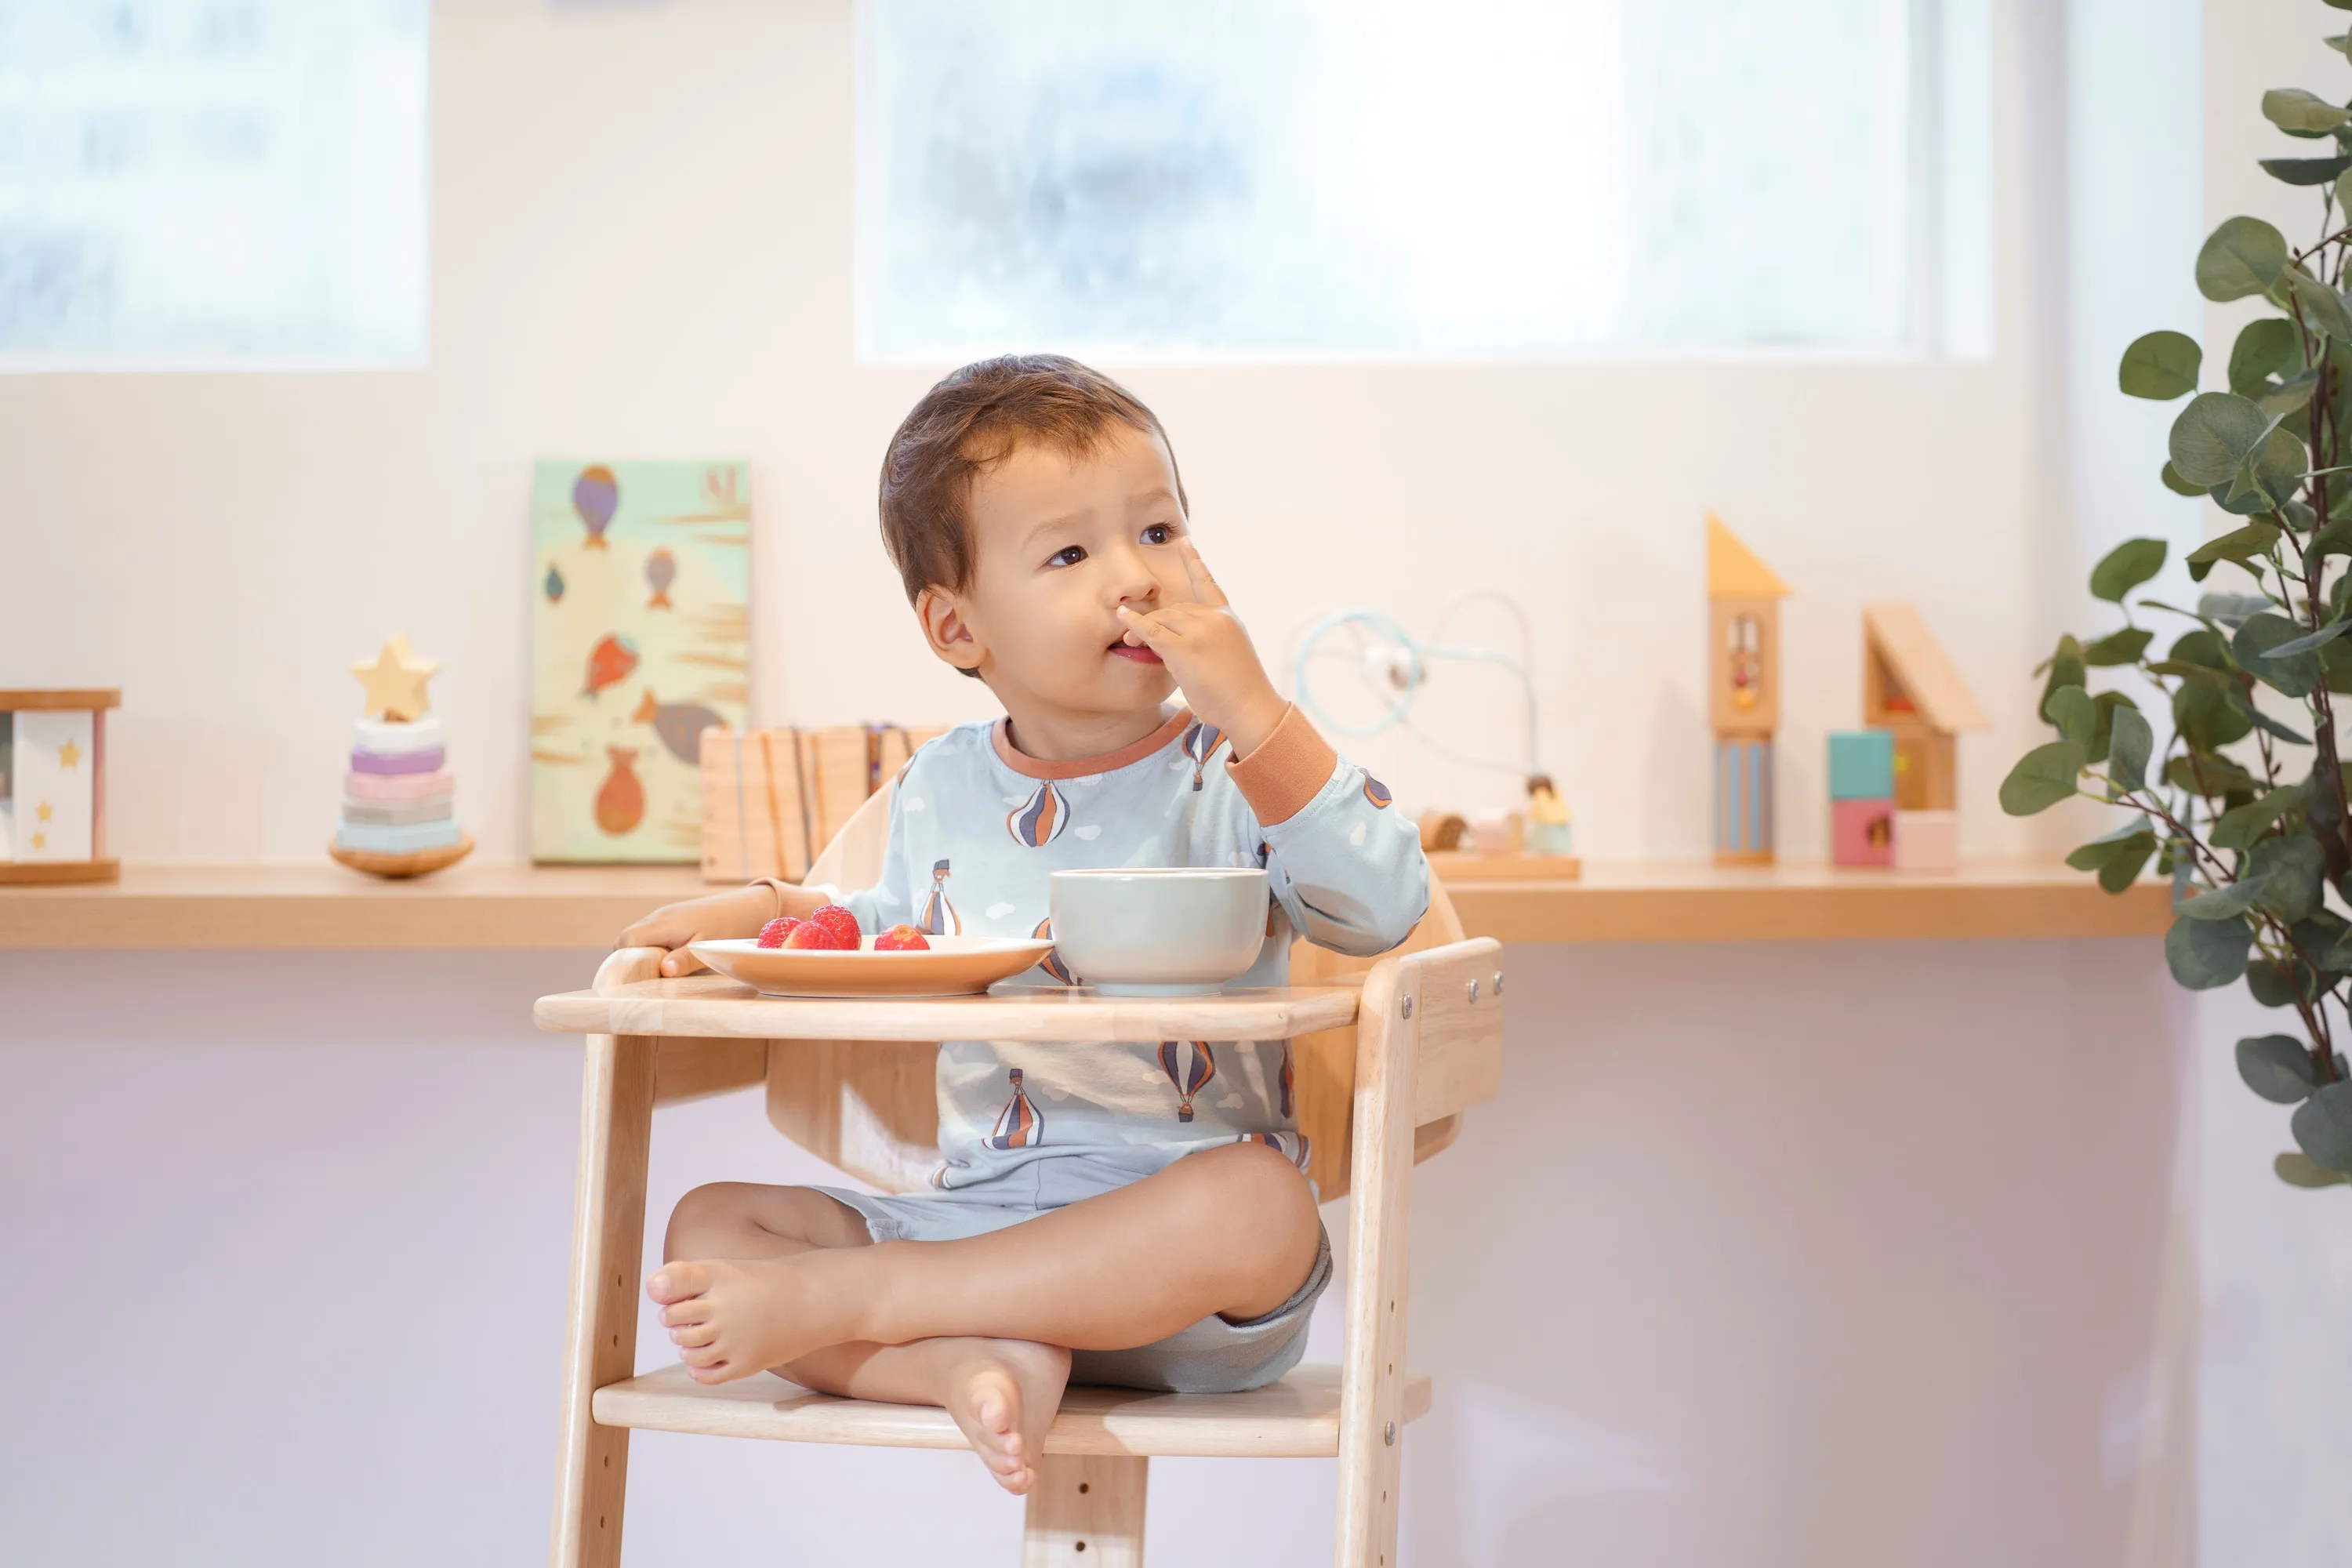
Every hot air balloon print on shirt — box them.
[1007,780,1069,847]
[1236,1130,1312,1173]
[1158,1040,1217,1122]
[919,858,962,935]
[985,1068,1043,1151]
[1182,721,1225,790]
[1359,768,1394,808]
[1032,916,1077,985]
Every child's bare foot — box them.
[648,1254,854,1383]
[938,1339,1071,1496]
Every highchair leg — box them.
[550,1031,659,1568]
[1022,1453,1149,1566]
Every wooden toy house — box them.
[1861,603,1986,811]
[1708,514,1790,863]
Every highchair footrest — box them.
[592,1361,1432,1459]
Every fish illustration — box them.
[543,562,565,604]
[1032,916,1076,985]
[1007,780,1069,848]
[1236,1131,1312,1173]
[919,858,961,935]
[583,632,640,699]
[595,746,645,836]
[1182,721,1226,790]
[632,689,724,764]
[1157,1040,1217,1123]
[644,547,676,610]
[573,466,619,550]
[1359,768,1393,809]
[985,1068,1043,1151]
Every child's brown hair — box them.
[878,355,1188,641]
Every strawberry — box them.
[756,916,802,949]
[783,920,846,950]
[809,904,862,948]
[874,924,930,951]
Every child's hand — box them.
[1116,539,1289,755]
[619,884,783,978]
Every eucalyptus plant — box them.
[2004,21,2352,1189]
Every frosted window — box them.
[858,0,1990,361]
[0,0,428,369]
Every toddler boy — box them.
[620,355,1428,1495]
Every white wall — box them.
[1,0,2056,867]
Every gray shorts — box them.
[811,1185,1333,1396]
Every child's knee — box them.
[1185,1142,1319,1265]
[665,1181,763,1252]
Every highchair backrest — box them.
[762,780,1472,1203]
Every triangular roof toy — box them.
[1707,513,1790,600]
[1863,602,1988,732]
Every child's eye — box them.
[1141,524,1176,546]
[1047,545,1087,568]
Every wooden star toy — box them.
[352,633,441,722]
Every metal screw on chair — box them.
[1466,978,1479,1003]
[1493,970,1504,995]
[1400,995,1414,1018]
[1384,1421,1396,1446]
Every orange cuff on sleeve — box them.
[1225,704,1340,826]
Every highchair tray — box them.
[534,972,1363,1044]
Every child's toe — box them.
[645,1262,710,1305]
[669,1323,719,1348]
[659,1298,713,1328]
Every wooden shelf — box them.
[0,858,2169,950]
[1441,860,2171,944]
[0,861,706,950]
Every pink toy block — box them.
[1894,809,1959,872]
[1831,797,1894,866]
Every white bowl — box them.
[1049,868,1269,995]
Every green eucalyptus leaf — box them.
[2186,521,2285,571]
[2100,840,2157,893]
[2258,369,2321,420]
[2166,910,2255,988]
[2197,216,2290,302]
[2228,318,2303,397]
[2251,834,2326,922]
[2038,636,2087,720]
[2264,617,2351,657]
[2233,691,2313,746]
[2174,680,2256,751]
[2247,956,2317,1008]
[2168,752,2259,797]
[2263,88,2350,133]
[2325,637,2352,693]
[2181,877,2268,920]
[1999,740,2085,816]
[2066,815,2156,870]
[2107,705,2154,793]
[2185,608,2258,641]
[2212,784,2308,850]
[2045,684,2096,746]
[2261,156,2352,186]
[2290,1081,2352,1174]
[2206,479,2276,519]
[2314,517,2352,558]
[2169,392,2273,485]
[2234,612,2321,696]
[2089,539,2167,602]
[2255,424,2309,506]
[2161,460,2206,496]
[2118,330,2202,398]
[2239,1035,2323,1103]
[2081,627,2154,666]
[2274,1151,2351,1187]
[2285,268,2352,339]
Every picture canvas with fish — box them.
[531,459,750,862]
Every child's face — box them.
[925,423,1193,719]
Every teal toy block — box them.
[1828,729,1895,800]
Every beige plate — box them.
[690,935,1056,998]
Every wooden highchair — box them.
[537,784,1503,1567]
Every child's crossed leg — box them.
[649,1139,1322,1496]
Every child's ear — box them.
[916,587,985,677]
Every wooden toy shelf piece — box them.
[537,782,1502,1567]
